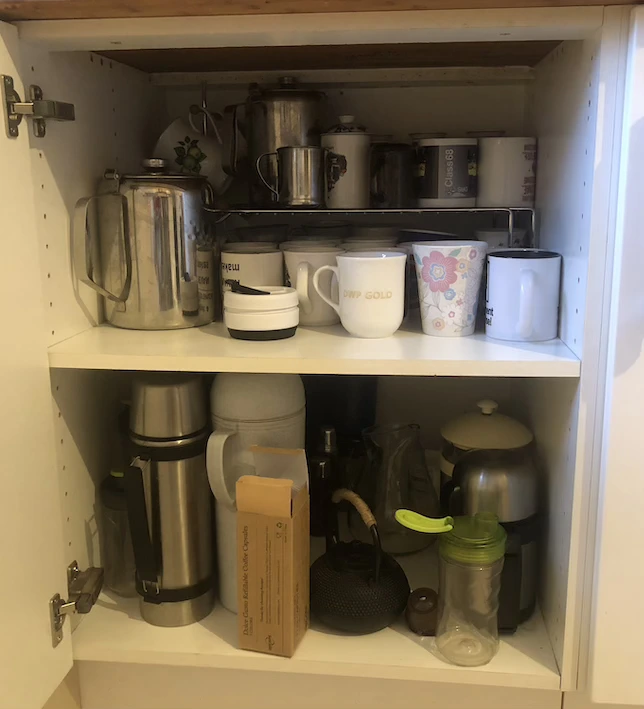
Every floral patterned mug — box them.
[412,241,487,337]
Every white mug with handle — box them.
[312,251,407,338]
[283,246,344,326]
[485,248,561,342]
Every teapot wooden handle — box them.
[332,488,377,529]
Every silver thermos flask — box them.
[126,373,214,627]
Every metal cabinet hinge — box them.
[49,561,104,648]
[1,75,75,139]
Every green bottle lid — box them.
[395,509,506,565]
[440,512,506,565]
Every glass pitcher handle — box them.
[395,510,454,534]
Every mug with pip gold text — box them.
[312,251,407,338]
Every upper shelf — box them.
[99,41,561,74]
[47,323,580,377]
[209,208,537,235]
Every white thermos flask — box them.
[206,373,306,613]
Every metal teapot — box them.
[74,159,215,330]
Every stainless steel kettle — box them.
[74,158,215,330]
[226,77,325,206]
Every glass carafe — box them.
[350,423,439,554]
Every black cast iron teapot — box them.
[310,488,410,634]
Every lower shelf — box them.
[72,546,560,691]
[48,323,580,377]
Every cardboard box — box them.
[236,447,310,657]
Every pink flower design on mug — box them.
[432,318,445,331]
[421,252,458,292]
[469,248,479,260]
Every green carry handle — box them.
[395,510,454,534]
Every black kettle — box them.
[310,488,410,634]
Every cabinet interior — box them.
[23,28,609,697]
[53,367,579,690]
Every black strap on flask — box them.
[124,457,160,600]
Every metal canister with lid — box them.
[226,77,326,206]
[74,158,215,330]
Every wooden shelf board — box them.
[72,545,559,690]
[47,323,580,377]
[0,0,632,22]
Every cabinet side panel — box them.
[586,6,644,705]
[532,38,599,358]
[521,378,580,683]
[0,21,73,709]
[50,369,133,589]
[533,9,631,694]
[18,45,162,346]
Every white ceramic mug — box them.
[413,241,487,337]
[153,110,231,195]
[312,251,407,338]
[485,248,561,342]
[283,246,344,326]
[477,137,537,208]
[220,244,283,293]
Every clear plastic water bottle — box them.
[435,513,505,666]
[395,510,506,666]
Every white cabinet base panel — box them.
[76,660,562,709]
[72,594,559,691]
[48,323,580,377]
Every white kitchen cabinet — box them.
[0,5,639,709]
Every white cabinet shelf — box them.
[72,595,559,691]
[47,324,580,377]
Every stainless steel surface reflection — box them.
[130,373,207,441]
[75,161,215,330]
